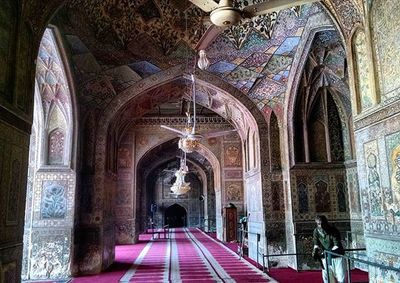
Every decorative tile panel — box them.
[33,172,76,226]
[372,0,400,101]
[364,140,384,217]
[353,30,374,111]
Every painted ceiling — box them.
[51,0,338,116]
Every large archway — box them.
[94,69,270,265]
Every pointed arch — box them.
[23,26,78,280]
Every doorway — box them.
[165,204,187,228]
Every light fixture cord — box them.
[191,74,196,134]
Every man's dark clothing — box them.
[313,225,344,258]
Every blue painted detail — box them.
[274,37,300,55]
[41,184,67,219]
[129,61,161,78]
[208,61,238,74]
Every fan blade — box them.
[202,129,237,138]
[242,0,319,18]
[189,0,219,12]
[195,24,225,50]
[160,125,186,136]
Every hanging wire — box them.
[184,9,193,127]
[191,74,197,134]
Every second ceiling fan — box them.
[160,74,236,153]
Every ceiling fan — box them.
[193,0,319,50]
[160,74,236,153]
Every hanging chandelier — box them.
[170,151,191,195]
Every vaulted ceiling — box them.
[40,0,358,122]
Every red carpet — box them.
[62,229,369,282]
[71,234,150,283]
[173,229,216,282]
[71,228,272,282]
[268,267,368,283]
[188,228,271,282]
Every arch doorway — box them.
[165,204,187,228]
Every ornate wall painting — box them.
[315,181,330,213]
[225,181,242,202]
[115,183,131,206]
[118,146,132,168]
[271,181,281,211]
[40,181,67,219]
[348,172,361,214]
[337,182,347,212]
[335,175,347,213]
[48,129,65,165]
[207,137,218,146]
[364,140,383,217]
[327,94,345,162]
[297,183,309,213]
[385,131,400,215]
[371,0,400,101]
[353,30,374,111]
[270,112,281,170]
[224,144,242,167]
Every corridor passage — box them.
[94,228,274,283]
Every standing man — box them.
[312,215,346,283]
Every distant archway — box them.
[165,204,187,228]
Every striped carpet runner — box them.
[119,236,169,282]
[119,227,274,283]
[185,228,273,282]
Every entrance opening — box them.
[165,204,187,228]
